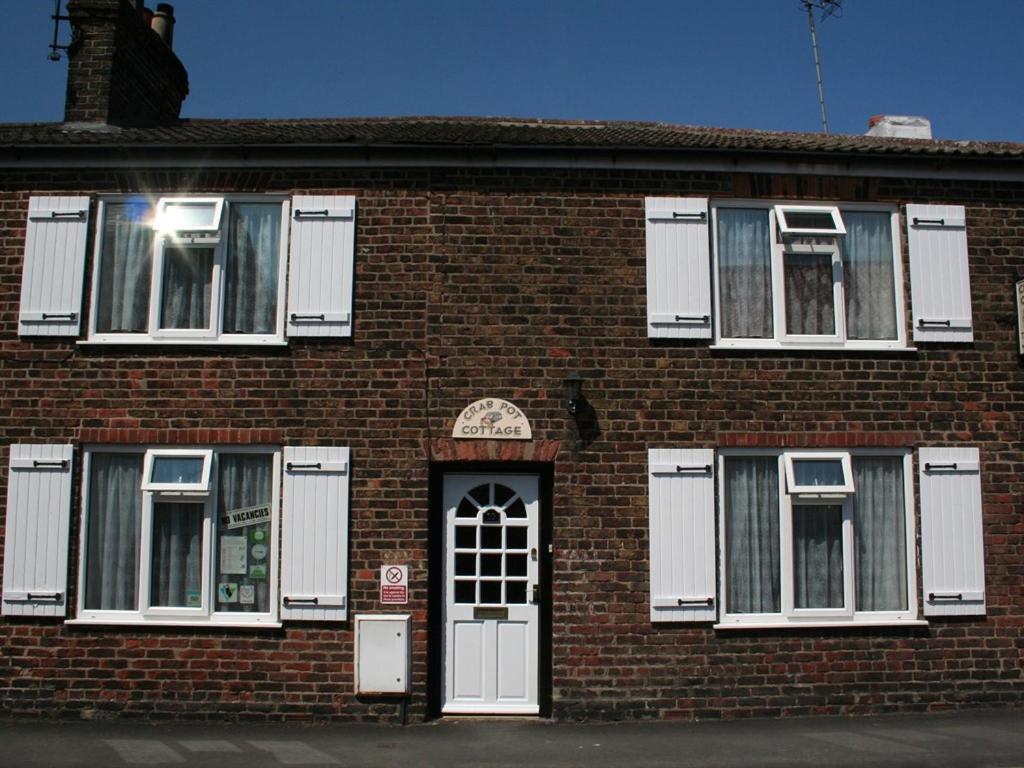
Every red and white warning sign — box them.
[380,565,408,605]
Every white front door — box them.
[442,474,540,715]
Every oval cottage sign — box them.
[453,398,532,440]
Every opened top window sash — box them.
[784,452,854,495]
[141,449,213,493]
[155,198,225,236]
[775,205,846,236]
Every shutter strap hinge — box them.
[928,592,961,601]
[33,459,69,469]
[677,464,712,473]
[286,462,321,471]
[677,597,714,606]
[913,217,946,226]
[673,211,707,220]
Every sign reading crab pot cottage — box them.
[453,398,532,440]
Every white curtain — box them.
[725,457,780,613]
[853,456,907,610]
[718,209,773,338]
[793,504,844,608]
[223,204,280,334]
[159,245,213,329]
[843,211,897,340]
[95,202,153,333]
[216,454,273,613]
[784,252,835,335]
[150,502,203,607]
[85,454,143,610]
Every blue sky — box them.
[2,0,1023,142]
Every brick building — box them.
[1,0,1021,722]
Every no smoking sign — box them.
[380,565,408,605]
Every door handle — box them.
[531,584,540,604]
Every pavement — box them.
[0,709,1021,768]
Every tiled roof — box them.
[1,116,1022,159]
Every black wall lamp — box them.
[564,372,584,416]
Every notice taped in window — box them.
[221,503,271,530]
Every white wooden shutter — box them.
[907,204,973,343]
[286,196,355,338]
[918,447,986,616]
[2,444,73,617]
[645,197,712,339]
[18,196,90,337]
[648,449,716,622]
[281,446,350,621]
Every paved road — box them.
[0,709,1022,767]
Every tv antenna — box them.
[800,0,842,134]
[48,0,71,61]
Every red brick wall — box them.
[0,166,1021,721]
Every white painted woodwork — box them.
[649,449,717,622]
[18,196,90,337]
[2,445,74,617]
[645,197,712,339]
[354,614,410,694]
[280,446,350,621]
[442,474,539,715]
[907,204,973,342]
[286,196,356,338]
[918,447,986,616]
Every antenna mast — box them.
[800,0,842,134]
[48,0,71,61]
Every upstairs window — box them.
[713,203,905,348]
[89,196,288,344]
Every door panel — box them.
[443,474,539,714]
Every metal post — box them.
[805,1,830,134]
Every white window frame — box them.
[711,201,908,351]
[774,204,846,236]
[140,448,213,494]
[154,197,225,240]
[717,449,920,629]
[74,446,281,627]
[783,451,854,496]
[85,195,290,346]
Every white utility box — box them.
[354,614,410,695]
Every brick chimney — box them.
[63,0,189,126]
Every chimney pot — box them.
[151,3,175,49]
[866,115,932,140]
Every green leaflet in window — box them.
[250,527,268,544]
[249,564,267,580]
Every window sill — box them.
[66,618,282,629]
[714,619,928,630]
[710,343,917,353]
[78,339,288,347]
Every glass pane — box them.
[223,203,281,334]
[480,527,502,550]
[162,201,218,230]
[85,454,143,610]
[494,484,514,506]
[792,459,846,488]
[717,208,773,338]
[159,245,213,329]
[479,581,502,604]
[95,201,153,334]
[505,499,526,519]
[793,504,844,609]
[469,485,490,506]
[454,581,475,604]
[842,211,897,340]
[784,252,835,335]
[506,582,527,604]
[506,527,527,550]
[854,456,908,611]
[724,456,781,614]
[456,499,478,518]
[506,554,527,577]
[455,553,476,576]
[151,455,205,484]
[215,454,273,613]
[455,526,476,549]
[150,502,203,608]
[782,211,838,230]
[480,554,502,577]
